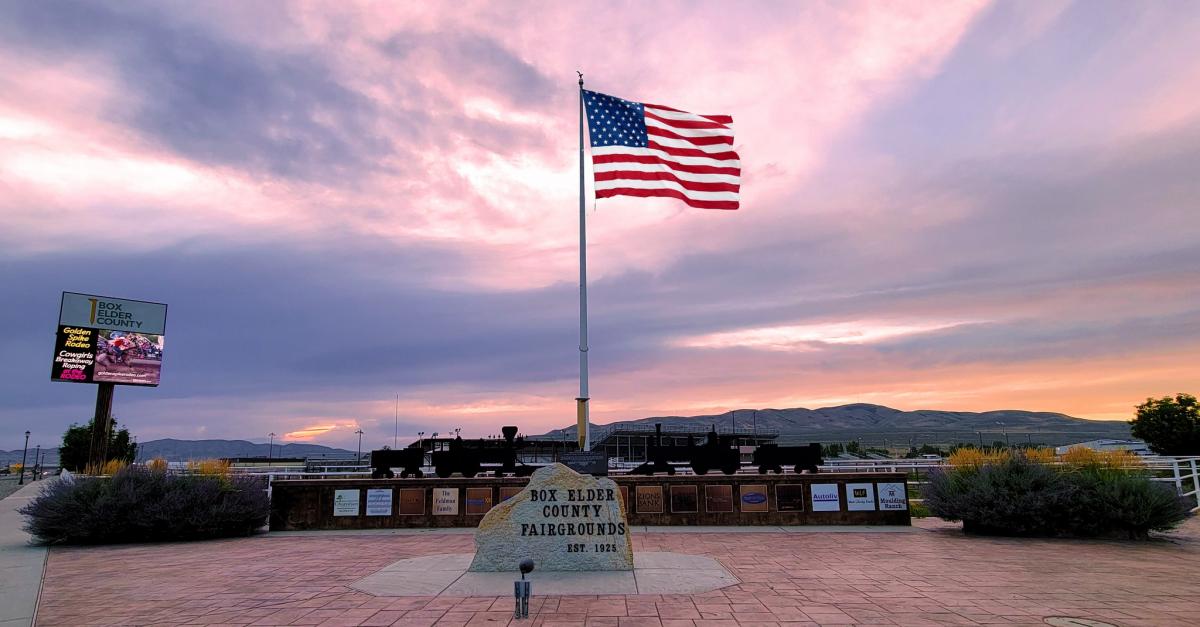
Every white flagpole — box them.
[576,71,590,452]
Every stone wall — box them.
[269,472,911,530]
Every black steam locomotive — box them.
[629,423,824,476]
[370,426,572,479]
[631,424,742,476]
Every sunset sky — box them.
[2,1,1198,450]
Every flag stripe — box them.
[593,178,739,201]
[591,151,741,175]
[594,170,740,193]
[592,161,741,184]
[647,140,739,161]
[596,187,739,210]
[644,109,730,130]
[644,116,734,139]
[645,125,734,146]
[646,133,736,153]
[644,104,733,125]
[592,146,739,168]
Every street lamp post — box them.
[355,429,364,463]
[268,432,276,464]
[18,430,30,485]
[32,444,40,481]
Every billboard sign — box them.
[51,292,168,386]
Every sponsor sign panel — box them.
[635,486,663,513]
[500,486,523,503]
[51,292,167,386]
[776,484,805,512]
[398,488,425,515]
[669,485,698,513]
[465,487,494,514]
[333,489,360,516]
[877,482,908,510]
[705,485,734,513]
[740,484,768,512]
[811,483,841,512]
[846,483,876,511]
[433,487,459,515]
[365,488,393,516]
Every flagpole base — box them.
[575,397,590,451]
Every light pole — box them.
[268,432,276,463]
[18,430,30,485]
[355,429,364,463]
[418,431,424,447]
[32,444,40,481]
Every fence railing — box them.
[241,455,1200,512]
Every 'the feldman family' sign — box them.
[469,463,633,571]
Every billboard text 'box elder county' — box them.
[51,292,167,386]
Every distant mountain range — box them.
[1,439,355,467]
[537,403,1133,447]
[1,404,1135,466]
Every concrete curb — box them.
[0,480,51,627]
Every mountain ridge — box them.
[537,403,1132,445]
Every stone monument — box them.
[469,463,633,571]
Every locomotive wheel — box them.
[721,462,739,475]
[804,464,819,474]
[666,466,676,475]
[757,465,770,475]
[412,469,423,478]
[691,462,709,475]
[436,466,453,478]
[385,469,395,478]
[371,469,385,479]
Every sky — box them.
[2,0,1199,451]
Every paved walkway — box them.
[32,517,1200,626]
[0,480,50,627]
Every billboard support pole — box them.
[88,383,114,474]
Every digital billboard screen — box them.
[51,292,168,386]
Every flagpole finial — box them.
[577,71,583,87]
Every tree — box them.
[59,421,138,472]
[1131,393,1200,455]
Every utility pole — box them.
[355,429,364,463]
[268,432,276,463]
[18,430,30,485]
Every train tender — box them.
[631,423,742,476]
[752,442,823,474]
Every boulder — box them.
[468,463,633,571]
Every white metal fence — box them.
[240,456,1200,512]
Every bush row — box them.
[21,466,269,544]
[925,454,1191,539]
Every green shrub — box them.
[20,466,269,544]
[925,456,1191,538]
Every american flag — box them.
[583,90,740,210]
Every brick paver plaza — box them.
[35,520,1200,627]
